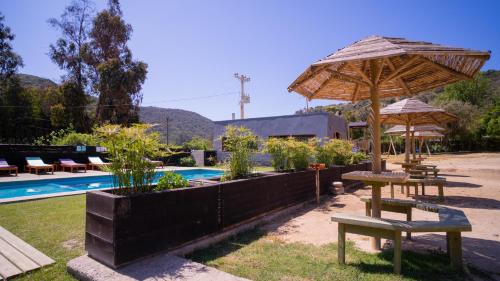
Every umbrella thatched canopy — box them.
[385,124,445,135]
[288,35,490,250]
[381,98,456,162]
[288,35,489,175]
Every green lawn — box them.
[189,229,491,281]
[0,190,491,281]
[0,195,86,280]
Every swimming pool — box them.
[0,169,223,201]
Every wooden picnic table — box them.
[342,170,409,250]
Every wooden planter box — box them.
[85,164,371,268]
[85,184,220,269]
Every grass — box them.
[0,180,491,280]
[189,228,488,281]
[0,195,86,280]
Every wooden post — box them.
[338,224,346,264]
[393,231,402,274]
[411,132,416,160]
[371,182,382,250]
[405,121,411,164]
[406,209,412,240]
[418,137,423,158]
[447,232,463,268]
[369,60,382,251]
[315,169,320,204]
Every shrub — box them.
[96,124,163,194]
[222,125,257,179]
[350,151,369,164]
[316,139,354,166]
[52,132,97,146]
[205,155,217,166]
[263,137,291,172]
[179,156,196,167]
[287,137,315,171]
[154,171,189,191]
[183,136,213,150]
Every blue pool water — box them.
[0,169,223,200]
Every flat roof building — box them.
[213,113,348,164]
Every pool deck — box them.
[0,166,224,204]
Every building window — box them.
[335,132,341,139]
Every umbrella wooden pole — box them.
[405,122,411,164]
[370,81,382,250]
[418,137,423,158]
[411,132,416,160]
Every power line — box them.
[0,91,239,109]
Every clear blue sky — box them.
[2,0,499,121]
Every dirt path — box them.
[261,153,500,277]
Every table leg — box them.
[371,183,382,250]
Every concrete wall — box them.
[213,113,347,165]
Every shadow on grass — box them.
[187,227,266,264]
[188,227,495,281]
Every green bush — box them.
[179,156,196,167]
[52,132,97,146]
[287,137,315,171]
[350,151,369,164]
[183,136,213,150]
[96,124,163,194]
[222,125,257,179]
[154,171,189,191]
[263,138,291,172]
[315,139,354,166]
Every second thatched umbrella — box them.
[381,98,456,163]
[288,35,489,250]
[385,124,445,156]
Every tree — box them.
[83,0,147,125]
[0,13,23,84]
[48,0,94,131]
[480,102,500,137]
[435,74,493,107]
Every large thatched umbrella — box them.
[381,98,456,163]
[288,35,489,249]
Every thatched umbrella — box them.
[380,98,456,163]
[400,131,445,157]
[385,124,445,156]
[288,35,489,249]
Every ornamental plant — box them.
[286,137,315,171]
[263,137,291,172]
[155,171,189,191]
[222,125,258,179]
[96,124,163,194]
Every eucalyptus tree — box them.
[83,0,147,125]
[48,0,95,131]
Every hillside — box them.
[139,106,215,145]
[16,73,58,89]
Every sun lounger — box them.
[59,158,87,173]
[25,157,54,175]
[0,158,18,176]
[88,157,111,170]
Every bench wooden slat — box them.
[0,252,23,279]
[0,238,39,272]
[0,227,54,266]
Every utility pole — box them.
[234,73,251,119]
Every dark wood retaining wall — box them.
[85,161,383,268]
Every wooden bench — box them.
[414,165,440,177]
[332,204,471,274]
[390,177,445,201]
